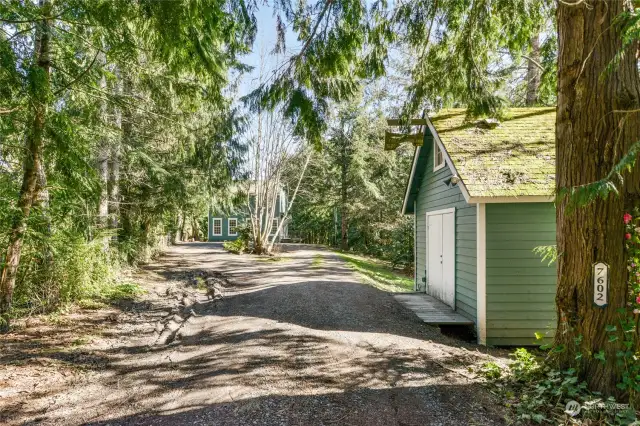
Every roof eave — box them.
[467,195,554,204]
[401,146,421,215]
[424,115,472,204]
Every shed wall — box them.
[415,132,477,322]
[485,202,557,346]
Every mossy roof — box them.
[430,107,555,198]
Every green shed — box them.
[403,107,557,346]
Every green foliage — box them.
[249,0,557,143]
[8,229,119,317]
[533,245,558,266]
[98,282,145,302]
[0,0,254,320]
[222,223,251,254]
[558,139,640,212]
[617,209,640,400]
[481,361,502,380]
[484,348,638,425]
[338,252,413,292]
[284,95,414,269]
[243,0,367,145]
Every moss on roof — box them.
[429,107,555,198]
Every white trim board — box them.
[414,200,418,291]
[476,203,487,345]
[402,146,421,214]
[212,217,223,236]
[424,117,471,203]
[228,217,238,236]
[433,138,445,172]
[468,195,554,204]
[425,207,456,308]
[425,207,456,217]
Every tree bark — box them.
[340,142,349,251]
[97,53,109,233]
[0,0,52,330]
[179,211,186,242]
[555,0,640,397]
[525,34,541,106]
[266,152,311,253]
[109,68,122,232]
[192,217,200,241]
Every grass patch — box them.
[337,252,413,292]
[77,282,143,309]
[311,254,323,268]
[99,282,145,302]
[77,299,108,310]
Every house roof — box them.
[403,107,556,213]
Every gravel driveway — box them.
[1,243,507,425]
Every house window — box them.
[434,139,445,171]
[271,218,278,235]
[212,218,222,236]
[228,218,238,236]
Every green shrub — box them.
[481,361,502,380]
[99,282,144,302]
[223,223,250,254]
[484,348,638,425]
[12,229,119,317]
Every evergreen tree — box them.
[0,0,256,328]
[554,0,640,399]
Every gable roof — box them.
[403,107,556,213]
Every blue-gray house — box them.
[208,186,289,242]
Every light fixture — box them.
[443,175,460,187]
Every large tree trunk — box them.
[525,34,541,106]
[109,137,120,231]
[175,211,184,242]
[109,69,122,233]
[0,0,52,330]
[116,72,133,244]
[340,147,349,251]
[555,0,640,397]
[266,153,311,253]
[97,53,109,233]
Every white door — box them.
[427,210,455,308]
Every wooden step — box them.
[392,293,475,325]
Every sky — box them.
[236,4,302,99]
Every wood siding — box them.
[208,215,244,242]
[208,193,287,242]
[415,132,477,323]
[485,203,557,346]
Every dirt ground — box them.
[0,243,510,425]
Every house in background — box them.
[208,186,290,242]
[398,107,557,346]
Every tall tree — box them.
[0,0,53,326]
[555,0,640,396]
[0,0,257,328]
[286,96,413,266]
[324,100,385,251]
[246,108,309,254]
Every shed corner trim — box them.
[476,203,487,346]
